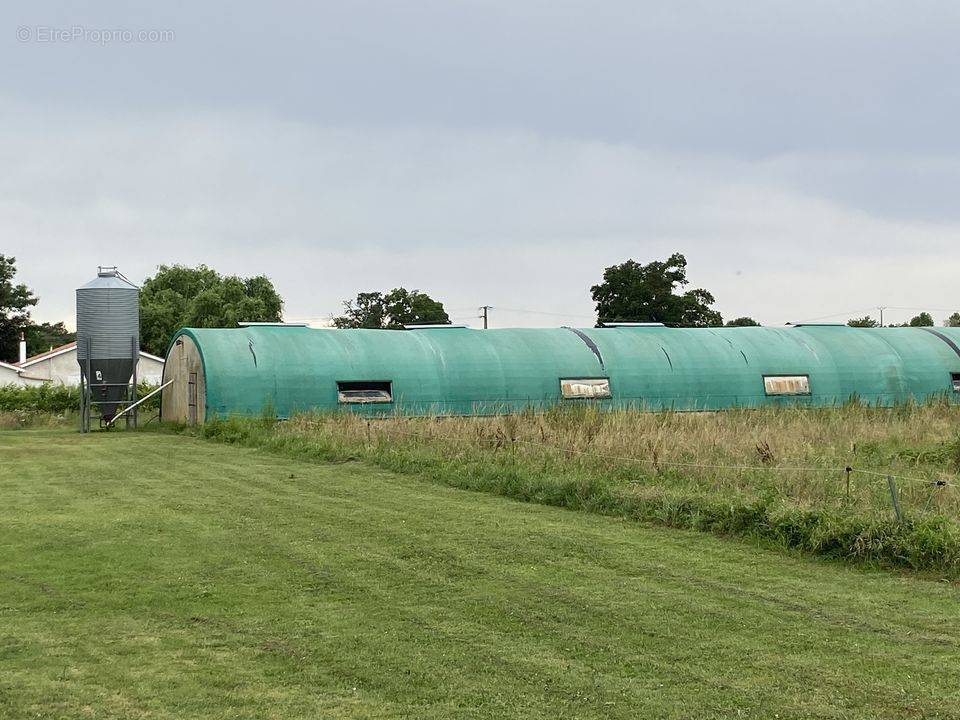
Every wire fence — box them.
[363,421,952,487]
[294,417,957,521]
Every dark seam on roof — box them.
[563,328,604,369]
[660,347,673,370]
[709,329,735,349]
[919,328,960,360]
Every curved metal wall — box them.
[164,325,960,420]
[580,325,960,409]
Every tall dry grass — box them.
[284,402,960,516]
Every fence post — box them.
[886,475,902,523]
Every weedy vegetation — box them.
[187,401,960,576]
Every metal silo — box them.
[76,267,139,431]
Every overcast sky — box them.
[3,0,959,329]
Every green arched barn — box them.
[160,324,960,423]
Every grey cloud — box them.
[1,2,958,331]
[2,1,958,155]
[2,105,957,330]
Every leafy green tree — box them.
[24,322,75,353]
[139,265,283,356]
[945,312,960,327]
[385,288,449,327]
[591,253,722,327]
[847,316,879,328]
[907,312,934,327]
[334,288,450,329]
[0,255,38,362]
[725,317,760,327]
[333,292,387,329]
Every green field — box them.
[2,429,959,719]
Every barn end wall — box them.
[160,333,206,424]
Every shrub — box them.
[0,384,77,413]
[0,381,162,417]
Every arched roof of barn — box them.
[164,324,960,419]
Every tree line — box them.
[847,312,960,328]
[0,255,76,362]
[0,257,283,362]
[334,253,762,330]
[2,253,958,363]
[331,253,958,331]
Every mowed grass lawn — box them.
[1,431,959,719]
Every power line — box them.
[793,307,878,323]
[288,303,955,330]
[794,304,960,326]
[496,306,596,320]
[884,306,959,313]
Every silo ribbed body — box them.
[76,271,139,420]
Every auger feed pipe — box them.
[104,379,174,427]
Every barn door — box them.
[188,372,198,424]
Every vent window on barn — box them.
[952,373,960,392]
[560,378,611,399]
[337,381,393,404]
[763,375,811,396]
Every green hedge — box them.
[0,384,77,413]
[0,382,161,414]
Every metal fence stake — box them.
[887,475,902,523]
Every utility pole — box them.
[878,306,886,327]
[479,306,493,329]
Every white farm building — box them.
[2,340,164,387]
[0,360,24,386]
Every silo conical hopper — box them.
[76,268,139,424]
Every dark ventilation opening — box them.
[337,381,393,404]
[952,373,960,392]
